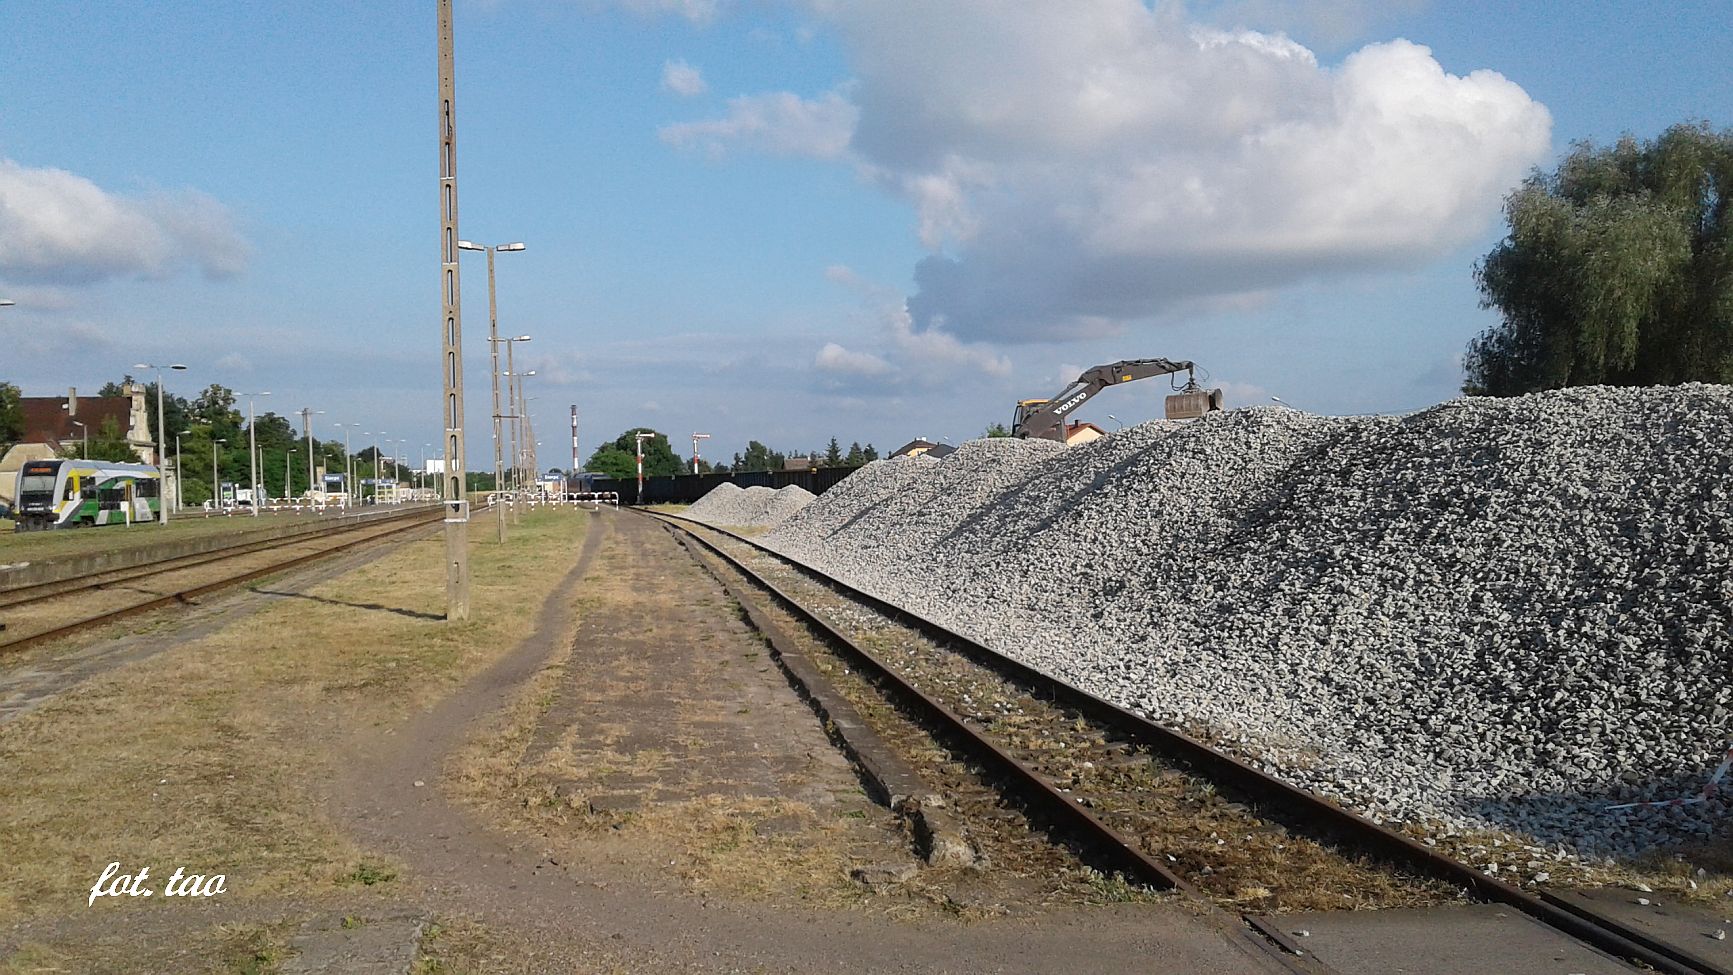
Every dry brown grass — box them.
[0,509,354,561]
[0,508,589,924]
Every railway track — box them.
[0,505,452,656]
[643,508,1727,975]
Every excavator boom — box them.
[1012,357,1219,441]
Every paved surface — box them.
[1258,903,1639,974]
[1551,888,1733,970]
[282,913,427,975]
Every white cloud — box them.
[814,265,1011,391]
[815,341,891,377]
[680,1,1549,343]
[660,88,858,159]
[0,158,250,284]
[661,59,708,96]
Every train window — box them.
[136,479,159,499]
[81,482,98,500]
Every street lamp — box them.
[457,240,525,542]
[173,430,190,510]
[1106,414,1124,431]
[691,433,711,474]
[0,299,14,307]
[134,362,188,525]
[212,438,227,509]
[69,420,87,457]
[1270,396,1301,412]
[240,391,269,517]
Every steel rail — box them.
[657,515,1319,974]
[645,508,1721,975]
[0,506,442,608]
[0,510,450,656]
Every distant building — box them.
[891,438,940,458]
[783,457,814,472]
[1064,421,1108,446]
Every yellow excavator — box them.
[1012,358,1223,442]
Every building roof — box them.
[19,395,134,447]
[891,438,939,458]
[924,443,957,459]
[1065,421,1108,437]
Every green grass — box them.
[0,510,325,560]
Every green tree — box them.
[824,437,843,466]
[862,443,879,462]
[844,441,865,465]
[984,422,1011,438]
[737,440,786,472]
[0,382,23,447]
[1465,121,1733,395]
[586,428,684,479]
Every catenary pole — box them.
[437,0,470,619]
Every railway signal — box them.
[691,433,710,474]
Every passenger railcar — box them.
[12,459,163,531]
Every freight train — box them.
[12,458,163,531]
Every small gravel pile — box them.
[687,483,816,529]
[764,385,1733,857]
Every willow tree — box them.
[1464,122,1733,395]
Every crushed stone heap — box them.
[687,483,816,529]
[763,385,1733,856]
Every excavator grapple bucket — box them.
[1165,388,1223,420]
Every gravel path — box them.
[763,386,1733,859]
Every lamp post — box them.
[134,362,188,525]
[635,431,655,503]
[241,391,269,516]
[457,240,525,542]
[1106,414,1123,431]
[0,299,14,307]
[69,420,87,458]
[691,433,710,474]
[436,0,473,620]
[516,374,538,519]
[212,438,227,509]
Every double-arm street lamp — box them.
[456,239,525,543]
[135,362,188,525]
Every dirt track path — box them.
[334,508,1287,973]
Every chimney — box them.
[67,387,77,418]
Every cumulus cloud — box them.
[660,88,858,159]
[815,265,1010,390]
[661,59,708,96]
[0,158,250,284]
[678,0,1550,342]
[815,341,891,377]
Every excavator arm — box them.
[1012,357,1207,441]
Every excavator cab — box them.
[1012,399,1051,434]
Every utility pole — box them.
[691,432,710,474]
[298,407,323,502]
[437,0,470,620]
[243,392,269,517]
[457,242,524,540]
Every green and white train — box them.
[12,458,163,531]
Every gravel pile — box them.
[764,386,1733,857]
[687,483,817,529]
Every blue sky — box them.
[2,1,1728,467]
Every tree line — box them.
[582,429,879,481]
